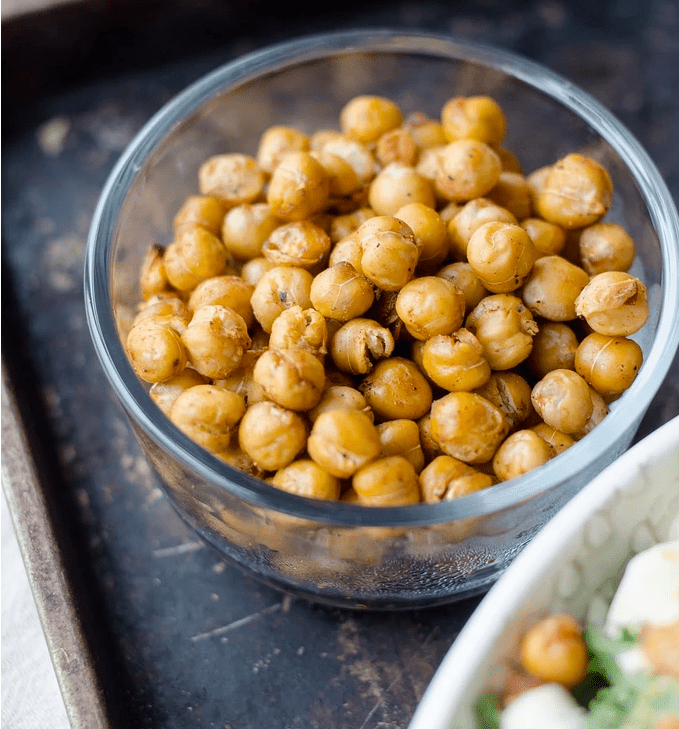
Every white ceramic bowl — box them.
[409,413,679,729]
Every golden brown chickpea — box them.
[237,400,307,471]
[486,171,533,221]
[266,151,330,221]
[574,331,643,395]
[307,385,373,423]
[170,384,246,453]
[268,305,328,359]
[131,296,190,332]
[320,134,377,186]
[181,305,251,379]
[403,111,449,148]
[430,391,509,464]
[527,322,579,378]
[572,386,609,439]
[198,153,265,206]
[422,329,491,392]
[328,230,365,273]
[519,614,589,689]
[250,265,313,333]
[473,372,534,432]
[252,347,325,412]
[376,419,425,474]
[307,408,381,478]
[535,153,613,229]
[126,317,188,384]
[173,195,228,236]
[368,162,436,216]
[329,208,375,243]
[357,215,419,292]
[577,222,636,275]
[330,318,395,375]
[466,294,539,370]
[140,244,171,300]
[375,128,418,167]
[256,125,310,174]
[521,255,590,321]
[360,357,433,422]
[271,460,341,500]
[520,217,567,258]
[395,276,466,340]
[187,275,255,327]
[221,202,280,260]
[311,148,362,198]
[163,225,229,291]
[441,95,507,145]
[574,271,649,336]
[467,221,536,293]
[492,429,555,482]
[261,219,331,270]
[352,456,421,507]
[239,257,274,286]
[531,369,593,434]
[394,202,449,268]
[436,262,489,313]
[310,262,375,321]
[448,197,517,262]
[530,423,575,454]
[435,140,502,202]
[150,367,207,416]
[340,95,403,145]
[420,455,493,503]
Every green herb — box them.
[476,692,502,729]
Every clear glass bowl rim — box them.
[84,28,679,528]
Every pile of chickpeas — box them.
[125,93,649,508]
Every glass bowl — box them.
[84,29,679,610]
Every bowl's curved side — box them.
[408,414,679,729]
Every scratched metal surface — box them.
[2,1,679,727]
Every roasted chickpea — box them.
[181,305,251,379]
[329,208,375,243]
[574,271,649,336]
[268,305,328,359]
[417,410,445,462]
[310,262,375,321]
[352,456,421,507]
[492,429,555,481]
[237,400,307,471]
[131,296,190,332]
[220,203,280,260]
[435,140,502,202]
[312,148,362,198]
[530,423,575,454]
[126,317,188,384]
[139,244,171,300]
[188,275,254,327]
[577,222,636,275]
[420,455,493,503]
[198,153,265,206]
[430,391,509,464]
[574,331,643,395]
[486,171,533,221]
[422,329,491,392]
[328,231,365,273]
[535,153,613,229]
[173,195,227,236]
[466,294,538,370]
[150,368,207,416]
[330,318,394,375]
[519,614,589,689]
[521,255,590,321]
[572,386,609,439]
[394,202,449,268]
[250,266,313,333]
[436,262,489,313]
[368,162,436,216]
[467,221,536,293]
[308,385,373,423]
[320,134,377,186]
[357,215,419,292]
[340,95,403,145]
[256,125,310,174]
[375,128,418,167]
[448,198,517,262]
[441,95,507,145]
[395,276,466,340]
[474,372,533,431]
[261,219,331,270]
[520,217,567,257]
[376,419,425,474]
[403,111,449,148]
[307,408,381,478]
[531,369,593,434]
[170,385,246,453]
[360,357,433,422]
[252,347,325,411]
[271,460,341,500]
[163,225,229,291]
[267,151,330,221]
[527,322,579,378]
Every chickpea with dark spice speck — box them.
[360,357,433,422]
[574,331,643,395]
[574,271,649,336]
[531,369,593,435]
[310,262,375,322]
[448,198,517,262]
[357,215,420,292]
[421,329,491,393]
[330,318,394,375]
[253,347,325,412]
[250,265,313,333]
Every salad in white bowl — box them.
[409,414,679,729]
